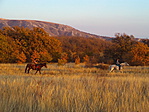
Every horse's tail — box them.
[25,64,28,73]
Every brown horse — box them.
[25,63,47,74]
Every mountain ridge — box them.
[0,18,110,40]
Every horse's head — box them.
[124,62,129,66]
[120,62,129,66]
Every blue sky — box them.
[0,0,149,38]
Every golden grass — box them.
[0,63,149,112]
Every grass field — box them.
[0,63,149,112]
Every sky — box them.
[0,0,149,38]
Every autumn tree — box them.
[104,33,136,63]
[39,50,53,62]
[58,52,68,65]
[74,55,80,65]
[13,51,27,63]
[56,36,112,63]
[0,34,18,63]
[128,42,149,65]
[1,27,62,63]
[142,39,149,47]
[31,50,40,63]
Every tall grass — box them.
[0,63,149,112]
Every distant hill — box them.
[0,18,110,40]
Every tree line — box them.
[0,26,149,65]
[0,26,62,63]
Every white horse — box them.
[109,62,129,72]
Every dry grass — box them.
[0,63,149,112]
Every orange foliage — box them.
[130,42,149,65]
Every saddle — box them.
[116,64,121,70]
[32,64,38,70]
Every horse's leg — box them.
[28,68,30,73]
[35,69,41,74]
[109,67,112,72]
[111,68,114,72]
[109,67,113,72]
[25,66,28,73]
[35,69,38,74]
[39,69,41,74]
[110,69,112,72]
[119,66,123,73]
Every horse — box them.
[109,62,129,72]
[25,63,47,74]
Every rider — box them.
[33,58,39,68]
[116,59,121,70]
[33,58,38,64]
